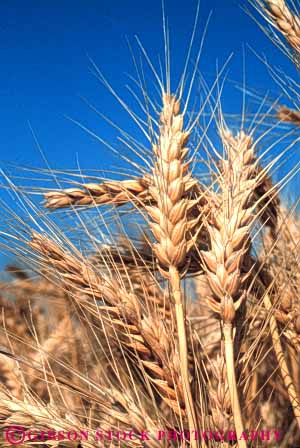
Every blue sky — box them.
[0,0,299,267]
[0,0,291,169]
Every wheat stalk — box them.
[201,127,260,448]
[3,2,300,443]
[146,92,199,446]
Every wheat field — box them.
[1,1,300,447]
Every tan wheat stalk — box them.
[28,231,186,418]
[146,92,199,445]
[201,127,260,448]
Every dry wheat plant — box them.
[2,1,300,447]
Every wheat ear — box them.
[28,232,186,417]
[44,176,152,209]
[254,0,300,57]
[269,0,300,49]
[43,175,201,209]
[146,92,198,445]
[201,128,259,448]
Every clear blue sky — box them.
[0,0,292,168]
[0,0,299,267]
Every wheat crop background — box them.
[1,0,300,447]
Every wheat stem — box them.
[223,324,247,448]
[170,265,197,445]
